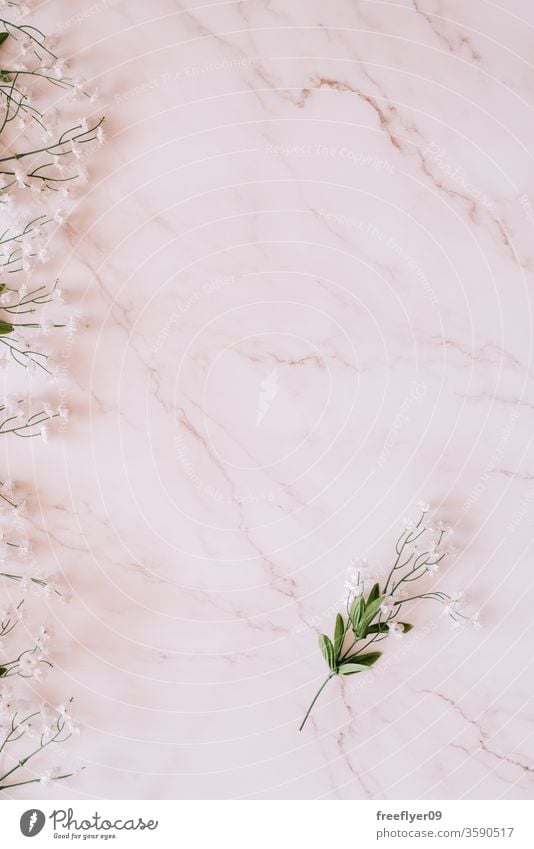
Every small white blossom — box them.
[40,766,62,786]
[380,595,396,616]
[53,58,67,78]
[13,166,26,188]
[71,140,82,159]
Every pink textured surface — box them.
[14,0,534,799]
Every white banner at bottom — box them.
[0,800,531,848]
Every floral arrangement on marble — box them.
[300,503,480,731]
[0,5,103,791]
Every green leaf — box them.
[0,283,4,293]
[366,622,389,634]
[349,595,365,631]
[0,666,7,677]
[318,633,336,671]
[367,582,381,604]
[355,595,385,638]
[0,70,10,82]
[333,613,345,659]
[401,623,414,633]
[364,595,385,620]
[0,320,13,335]
[338,663,369,675]
[344,651,382,667]
[0,33,8,46]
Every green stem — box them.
[0,772,72,790]
[299,673,335,731]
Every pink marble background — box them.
[13,0,534,799]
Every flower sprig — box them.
[299,504,479,730]
[0,4,97,795]
[0,396,62,439]
[0,278,67,375]
[0,695,80,791]
[0,117,104,187]
[0,611,52,680]
[0,15,56,65]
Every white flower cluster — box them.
[300,502,483,729]
[344,502,480,631]
[0,6,99,792]
[0,9,101,378]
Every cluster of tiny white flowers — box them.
[0,7,94,793]
[0,13,101,380]
[301,503,483,730]
[344,502,481,632]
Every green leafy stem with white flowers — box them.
[299,508,476,731]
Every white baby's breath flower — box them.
[380,595,396,616]
[417,500,430,513]
[40,766,62,786]
[71,140,82,160]
[53,58,67,78]
[344,572,363,596]
[387,622,404,638]
[13,166,26,187]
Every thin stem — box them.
[383,515,425,594]
[299,673,335,731]
[0,772,73,790]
